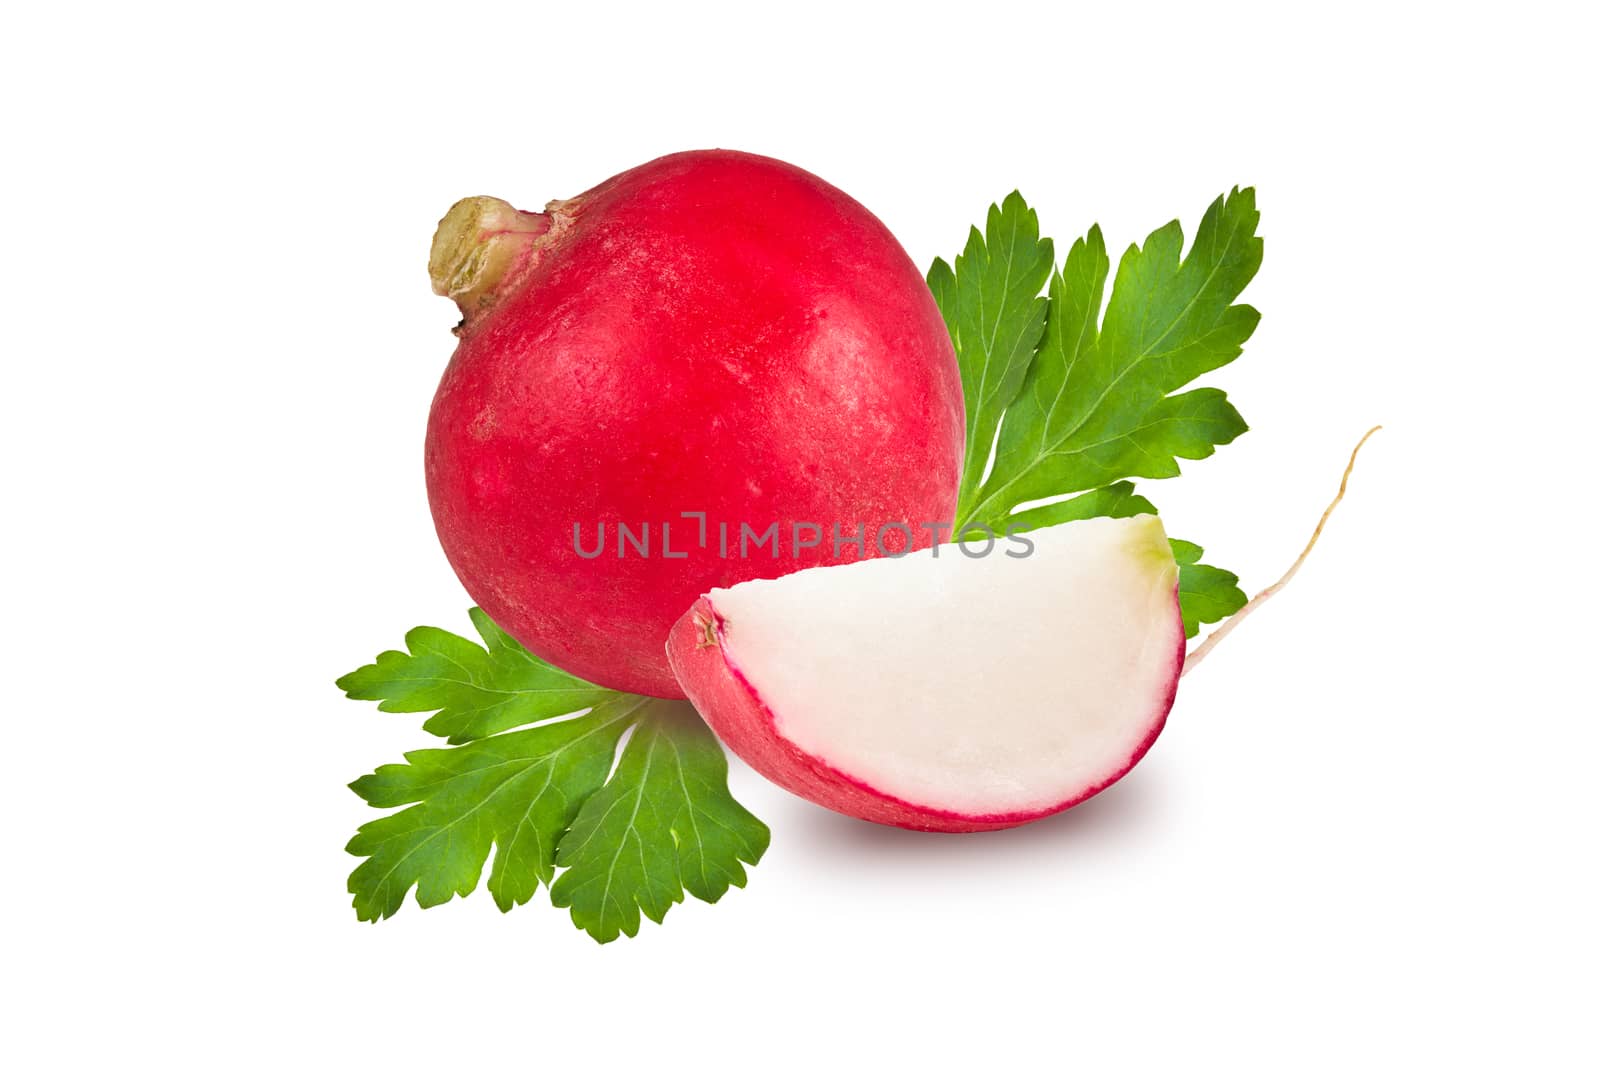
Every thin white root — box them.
[1181,426,1382,678]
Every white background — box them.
[4,1,1596,1066]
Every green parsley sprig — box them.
[339,609,768,943]
[930,190,1257,633]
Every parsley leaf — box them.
[1003,479,1156,531]
[947,189,1261,533]
[550,702,770,943]
[336,607,609,744]
[1170,540,1249,639]
[346,694,640,920]
[931,190,1260,642]
[340,611,769,940]
[926,192,1055,517]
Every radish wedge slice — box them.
[667,515,1185,832]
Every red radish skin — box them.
[667,591,1187,833]
[425,151,965,697]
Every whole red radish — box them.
[425,150,965,697]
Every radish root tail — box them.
[1181,426,1382,678]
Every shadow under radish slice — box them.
[666,515,1186,832]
